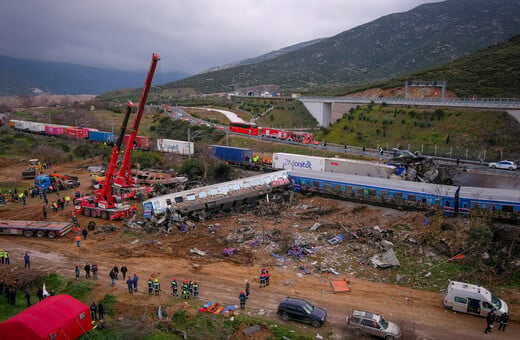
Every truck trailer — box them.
[0,220,71,238]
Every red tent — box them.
[0,294,92,340]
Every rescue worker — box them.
[132,273,138,292]
[193,281,199,299]
[188,279,193,297]
[4,250,9,265]
[498,312,509,331]
[75,235,81,247]
[0,249,4,264]
[75,265,80,280]
[126,277,133,294]
[170,278,178,297]
[485,309,495,333]
[239,291,247,310]
[245,281,250,297]
[147,278,154,295]
[182,283,189,299]
[52,201,58,212]
[154,278,161,296]
[265,270,270,286]
[259,272,266,288]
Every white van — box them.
[443,281,508,318]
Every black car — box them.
[277,297,327,328]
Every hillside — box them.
[162,0,520,94]
[0,55,189,96]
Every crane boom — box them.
[96,101,134,205]
[117,53,160,185]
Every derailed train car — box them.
[143,170,290,218]
[288,170,520,219]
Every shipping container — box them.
[272,152,326,172]
[45,125,67,136]
[208,145,253,163]
[25,121,46,133]
[324,158,396,178]
[88,130,115,144]
[157,139,194,155]
[123,135,150,149]
[65,127,89,139]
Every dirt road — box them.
[0,161,517,339]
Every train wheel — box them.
[48,231,56,239]
[101,211,109,220]
[83,208,91,217]
[36,230,46,238]
[23,230,33,237]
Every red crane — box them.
[114,53,160,188]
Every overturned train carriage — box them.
[288,170,520,220]
[143,170,290,218]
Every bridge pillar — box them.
[301,101,332,127]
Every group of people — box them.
[0,249,11,264]
[89,301,105,323]
[168,279,199,299]
[484,309,509,333]
[259,268,270,288]
[1,278,54,308]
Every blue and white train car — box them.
[143,170,290,218]
[288,170,459,213]
[457,186,520,218]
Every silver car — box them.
[488,160,517,170]
[347,309,401,339]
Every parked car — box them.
[346,309,401,339]
[488,160,518,170]
[277,297,327,328]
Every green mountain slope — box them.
[162,0,520,94]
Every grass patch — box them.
[63,281,93,300]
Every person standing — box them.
[84,263,91,279]
[9,287,16,306]
[75,235,81,247]
[132,273,138,292]
[25,289,31,307]
[265,271,270,286]
[154,279,161,296]
[113,266,119,280]
[24,252,30,268]
[37,287,44,301]
[245,281,250,297]
[147,278,154,295]
[82,228,88,240]
[92,263,98,280]
[109,270,116,287]
[4,250,9,265]
[121,265,128,280]
[171,278,178,297]
[239,291,247,310]
[259,272,266,288]
[98,302,105,320]
[75,265,80,280]
[126,277,133,294]
[485,309,495,333]
[42,206,47,219]
[498,312,509,331]
[90,301,98,321]
[193,281,199,299]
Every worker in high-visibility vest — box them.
[65,196,71,205]
[75,235,81,247]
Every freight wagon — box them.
[209,145,253,163]
[157,139,194,156]
[0,220,71,238]
[88,130,115,144]
[123,134,150,149]
[272,152,326,172]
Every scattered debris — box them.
[331,279,351,293]
[190,248,206,256]
[370,249,400,268]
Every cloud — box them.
[0,0,442,74]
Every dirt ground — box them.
[0,160,518,339]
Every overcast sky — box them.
[1,0,443,75]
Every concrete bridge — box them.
[299,96,520,127]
